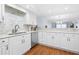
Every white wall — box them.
[37,16,52,29]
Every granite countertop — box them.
[38,29,79,34]
[0,31,38,39]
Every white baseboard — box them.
[38,42,79,55]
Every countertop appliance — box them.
[31,32,38,47]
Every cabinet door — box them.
[2,43,9,55]
[24,34,31,53]
[42,31,47,44]
[0,4,2,20]
[17,34,31,54]
[9,36,22,55]
[68,34,79,52]
[60,33,69,50]
[0,46,2,55]
[0,4,4,22]
[38,32,43,43]
[43,32,53,45]
[51,33,63,48]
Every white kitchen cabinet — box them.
[25,12,37,25]
[42,32,53,45]
[38,31,79,53]
[23,34,31,53]
[38,31,43,43]
[0,4,4,23]
[0,45,2,54]
[9,34,31,55]
[8,36,19,55]
[50,32,62,47]
[67,34,79,52]
[38,32,64,48]
[38,32,56,45]
[58,33,70,50]
[0,38,9,55]
[0,4,2,20]
[60,33,79,53]
[9,36,23,55]
[1,43,9,55]
[19,34,31,54]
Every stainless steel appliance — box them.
[31,32,38,47]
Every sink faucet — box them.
[12,25,20,34]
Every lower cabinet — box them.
[38,31,43,43]
[0,38,9,55]
[1,43,9,55]
[9,34,31,55]
[38,31,79,54]
[0,45,2,54]
[9,36,22,55]
[67,34,79,52]
[23,34,31,53]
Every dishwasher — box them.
[31,32,38,47]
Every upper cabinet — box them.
[0,4,4,23]
[16,4,37,25]
[5,4,37,25]
[0,5,2,22]
[25,11,37,25]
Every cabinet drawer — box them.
[0,39,8,45]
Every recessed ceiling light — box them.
[48,9,52,13]
[64,7,68,10]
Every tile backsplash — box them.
[0,11,26,35]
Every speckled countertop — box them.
[38,28,79,34]
[0,31,37,39]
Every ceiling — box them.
[18,4,79,22]
[19,4,79,16]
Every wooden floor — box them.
[25,44,75,55]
